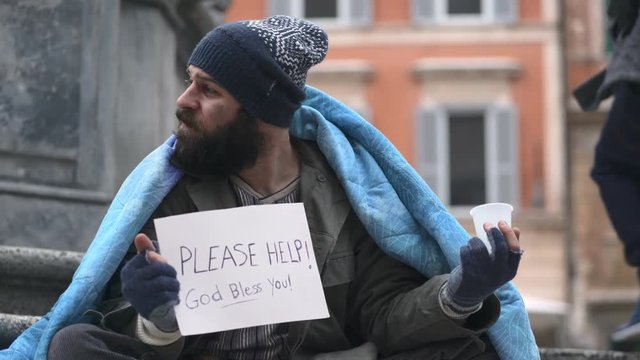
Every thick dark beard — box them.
[171,108,264,177]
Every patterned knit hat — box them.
[188,16,329,127]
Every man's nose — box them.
[176,85,198,109]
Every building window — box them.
[268,0,372,26]
[412,0,518,25]
[448,0,482,15]
[415,104,519,207]
[304,0,338,19]
[449,112,486,205]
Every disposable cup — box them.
[469,203,514,251]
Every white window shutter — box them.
[486,103,519,207]
[494,0,518,24]
[268,0,293,16]
[415,106,449,202]
[412,0,437,25]
[349,0,373,25]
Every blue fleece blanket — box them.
[1,86,538,360]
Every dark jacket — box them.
[103,139,500,359]
[591,83,640,267]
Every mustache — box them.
[176,108,197,128]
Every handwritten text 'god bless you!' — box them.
[179,238,314,310]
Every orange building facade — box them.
[227,0,566,346]
[227,0,564,215]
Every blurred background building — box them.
[0,0,634,352]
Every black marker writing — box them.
[266,239,311,265]
[267,274,293,296]
[184,285,224,310]
[180,243,259,275]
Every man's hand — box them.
[121,233,180,332]
[444,221,523,309]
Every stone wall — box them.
[0,0,119,251]
[0,0,230,348]
[0,0,230,252]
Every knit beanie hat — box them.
[188,15,329,127]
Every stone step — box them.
[0,314,40,349]
[540,348,640,359]
[0,245,83,316]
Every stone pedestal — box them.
[0,0,230,252]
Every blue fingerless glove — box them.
[444,227,522,310]
[121,252,180,332]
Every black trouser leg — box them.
[48,323,159,360]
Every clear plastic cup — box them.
[469,203,514,252]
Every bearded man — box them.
[9,15,531,360]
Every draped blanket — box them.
[1,86,538,360]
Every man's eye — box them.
[184,78,193,86]
[201,84,218,96]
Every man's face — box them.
[172,66,264,176]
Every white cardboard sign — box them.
[154,203,329,336]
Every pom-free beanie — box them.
[189,15,329,127]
